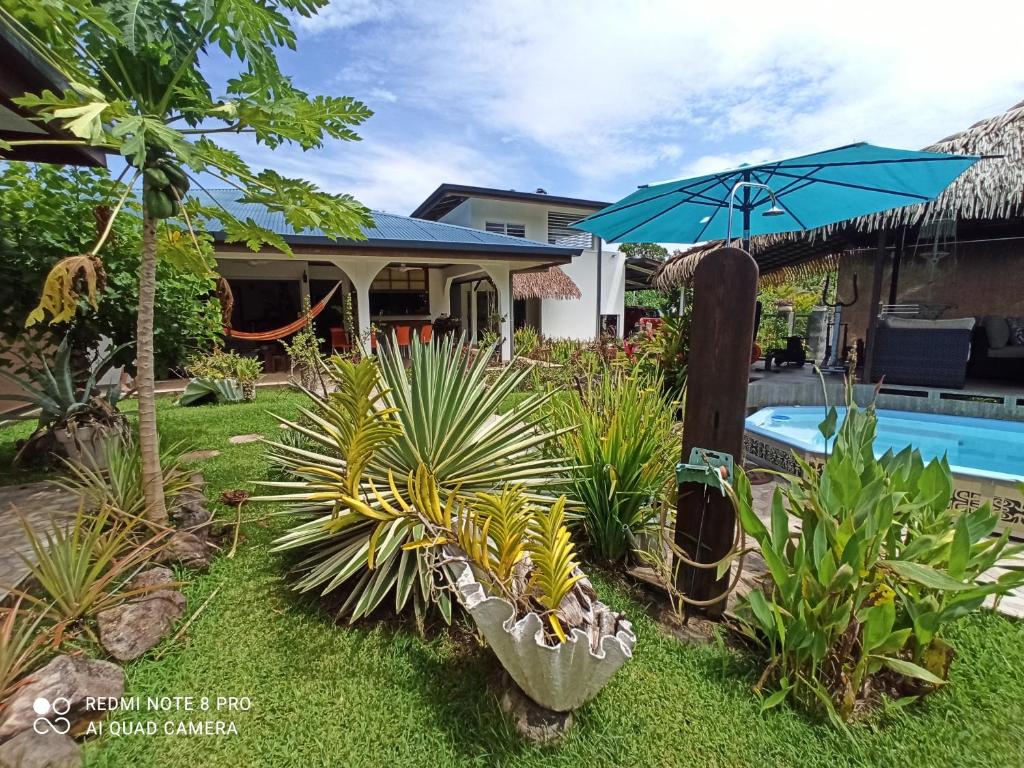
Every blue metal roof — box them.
[197,189,580,257]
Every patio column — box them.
[428,268,447,319]
[482,263,512,362]
[329,258,388,348]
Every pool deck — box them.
[747,364,1024,421]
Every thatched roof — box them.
[512,266,581,300]
[653,99,1024,289]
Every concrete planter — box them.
[449,560,635,712]
[54,421,118,470]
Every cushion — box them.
[983,315,1011,349]
[881,316,976,331]
[988,344,1024,359]
[1009,317,1024,346]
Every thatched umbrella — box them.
[653,99,1024,290]
[512,266,581,301]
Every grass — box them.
[2,389,1023,767]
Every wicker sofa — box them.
[969,315,1024,382]
[870,316,976,389]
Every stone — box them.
[170,480,212,542]
[156,530,213,571]
[228,433,262,445]
[0,729,81,768]
[97,567,186,661]
[178,449,220,463]
[499,678,574,745]
[0,656,123,740]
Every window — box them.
[547,211,594,249]
[370,267,427,290]
[485,221,526,238]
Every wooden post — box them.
[674,246,758,617]
[862,230,887,383]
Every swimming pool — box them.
[744,406,1024,535]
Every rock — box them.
[156,531,212,571]
[499,677,574,745]
[0,656,123,740]
[97,567,186,661]
[228,433,261,445]
[178,449,220,463]
[0,729,81,768]
[170,480,212,541]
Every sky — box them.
[216,0,1024,219]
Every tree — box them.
[0,162,221,374]
[1,0,374,524]
[619,242,669,261]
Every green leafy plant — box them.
[734,394,1024,724]
[15,505,172,639]
[260,335,571,623]
[3,0,374,525]
[627,311,690,398]
[185,348,262,400]
[545,369,677,562]
[56,433,195,521]
[514,325,540,358]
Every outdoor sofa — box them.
[870,316,976,389]
[969,315,1024,382]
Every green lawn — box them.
[2,390,1023,767]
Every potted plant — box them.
[182,349,262,404]
[0,336,128,467]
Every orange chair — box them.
[419,324,433,344]
[394,325,412,358]
[329,327,351,354]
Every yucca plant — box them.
[0,598,52,705]
[56,432,195,521]
[15,505,172,639]
[260,335,572,623]
[545,369,677,562]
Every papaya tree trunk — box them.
[138,213,168,525]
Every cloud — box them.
[229,134,516,214]
[305,0,1024,189]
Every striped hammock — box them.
[223,280,343,342]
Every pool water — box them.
[745,406,1024,483]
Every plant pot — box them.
[54,421,118,469]
[448,559,635,712]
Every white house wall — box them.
[438,197,625,340]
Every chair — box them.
[329,327,351,354]
[419,323,433,344]
[394,325,412,358]
[765,335,807,371]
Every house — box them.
[207,188,602,364]
[411,184,624,340]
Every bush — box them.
[513,325,540,358]
[0,162,221,375]
[545,369,677,562]
[734,393,1024,724]
[185,349,262,400]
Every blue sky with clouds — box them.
[215,0,1024,220]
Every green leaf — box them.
[880,560,970,591]
[818,406,838,440]
[880,656,947,685]
[948,514,970,579]
[863,601,895,652]
[759,685,790,711]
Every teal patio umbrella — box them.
[573,142,979,247]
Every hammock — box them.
[223,280,343,342]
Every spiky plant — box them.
[0,598,52,705]
[457,486,532,592]
[259,335,572,623]
[527,497,583,642]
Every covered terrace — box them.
[201,190,584,362]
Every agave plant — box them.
[0,335,127,430]
[0,598,52,705]
[259,335,572,623]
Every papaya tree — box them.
[0,1,373,524]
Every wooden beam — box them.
[862,229,887,383]
[674,246,758,618]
